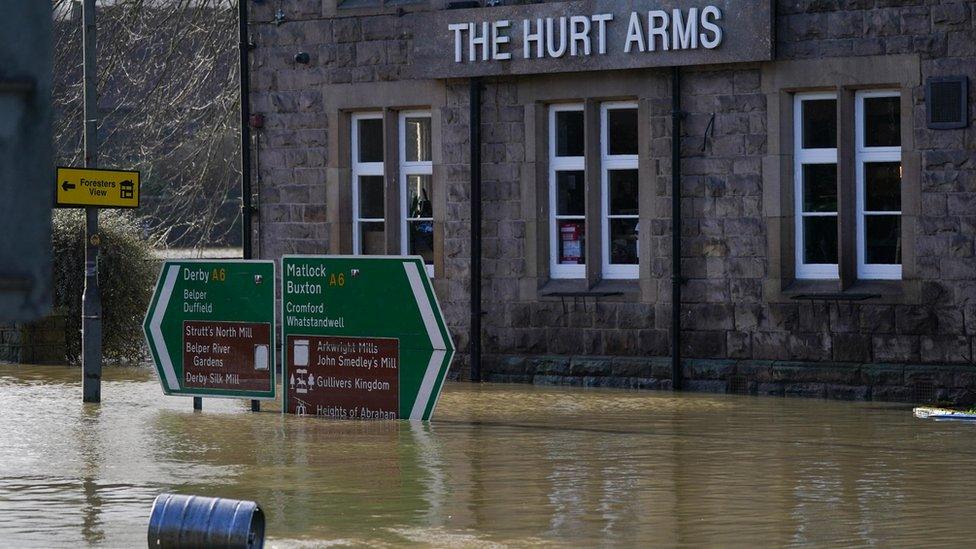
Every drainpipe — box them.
[469,77,482,383]
[239,0,253,261]
[239,0,259,413]
[671,66,683,391]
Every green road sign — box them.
[143,260,276,399]
[281,256,454,421]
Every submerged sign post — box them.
[55,165,141,404]
[143,261,276,400]
[282,256,454,421]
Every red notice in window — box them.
[560,222,583,264]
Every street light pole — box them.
[81,0,102,403]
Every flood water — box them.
[1,365,975,547]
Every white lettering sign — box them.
[449,7,723,64]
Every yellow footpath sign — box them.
[55,167,140,208]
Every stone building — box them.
[247,0,976,402]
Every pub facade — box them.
[248,0,976,402]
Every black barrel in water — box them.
[147,493,265,548]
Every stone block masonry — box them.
[249,1,976,404]
[472,355,976,407]
[0,309,68,365]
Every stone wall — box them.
[485,355,974,405]
[752,0,976,368]
[249,1,976,399]
[0,309,68,365]
[247,2,433,258]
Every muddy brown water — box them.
[0,364,974,547]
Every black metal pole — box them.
[239,0,252,261]
[239,0,259,413]
[81,0,102,403]
[469,77,482,383]
[671,66,683,391]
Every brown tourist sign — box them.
[286,336,401,419]
[182,321,273,392]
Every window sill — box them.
[777,278,912,304]
[846,279,908,300]
[539,278,639,300]
[331,1,428,18]
[782,279,842,295]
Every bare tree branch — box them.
[52,0,242,249]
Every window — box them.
[794,93,839,279]
[601,102,639,279]
[856,91,901,279]
[793,90,902,281]
[549,104,586,279]
[352,112,385,255]
[399,111,434,276]
[765,57,918,295]
[548,101,641,280]
[351,109,438,269]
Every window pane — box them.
[557,220,585,265]
[802,164,837,213]
[406,174,432,218]
[360,222,385,255]
[357,118,383,163]
[408,220,434,264]
[609,218,639,265]
[556,171,585,216]
[555,110,584,157]
[607,108,638,156]
[864,96,900,147]
[864,162,901,211]
[801,99,837,149]
[608,170,639,216]
[803,216,838,264]
[358,175,384,219]
[404,117,431,162]
[865,215,901,264]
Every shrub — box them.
[52,210,157,364]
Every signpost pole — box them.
[81,0,102,403]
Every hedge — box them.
[52,210,157,364]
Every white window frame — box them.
[600,101,639,279]
[855,90,902,280]
[549,103,586,279]
[351,112,385,255]
[399,110,434,277]
[794,93,839,280]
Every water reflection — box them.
[0,365,975,546]
[79,404,104,545]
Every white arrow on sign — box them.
[403,261,451,420]
[147,264,181,391]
